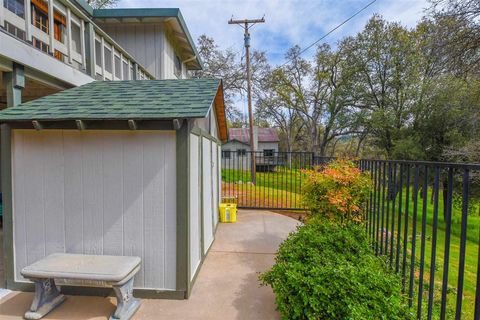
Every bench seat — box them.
[22,253,141,283]
[21,253,141,320]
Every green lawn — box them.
[371,187,479,319]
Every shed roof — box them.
[228,127,279,145]
[0,79,227,141]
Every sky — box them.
[118,0,431,66]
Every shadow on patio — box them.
[0,210,298,320]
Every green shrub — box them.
[302,159,371,224]
[260,219,414,320]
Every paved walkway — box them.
[0,210,298,319]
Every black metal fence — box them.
[221,152,480,318]
[221,151,332,209]
[358,159,480,320]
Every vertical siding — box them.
[12,130,177,290]
[189,134,201,279]
[99,23,182,79]
[202,137,213,254]
[212,141,219,228]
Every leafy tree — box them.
[340,15,420,158]
[87,0,118,8]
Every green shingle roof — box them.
[0,79,222,122]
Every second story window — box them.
[71,23,82,54]
[4,0,24,18]
[95,40,102,67]
[114,55,121,78]
[53,9,66,44]
[5,21,26,41]
[122,61,129,80]
[104,47,112,73]
[31,0,49,34]
[33,37,49,53]
[174,54,182,78]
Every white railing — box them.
[0,0,154,80]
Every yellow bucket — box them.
[219,203,237,223]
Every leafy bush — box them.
[302,159,371,223]
[260,219,414,320]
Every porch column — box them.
[3,63,25,108]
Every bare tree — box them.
[87,0,118,9]
[191,35,269,125]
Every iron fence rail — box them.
[359,159,480,320]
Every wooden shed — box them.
[0,79,227,299]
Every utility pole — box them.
[228,17,265,185]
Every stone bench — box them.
[21,253,141,320]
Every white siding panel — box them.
[102,132,124,256]
[202,138,213,254]
[189,134,201,279]
[122,133,145,287]
[142,133,165,288]
[43,131,65,256]
[82,133,104,255]
[22,132,46,265]
[212,141,219,228]
[163,134,177,290]
[64,132,84,254]
[11,130,177,290]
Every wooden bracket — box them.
[75,120,85,130]
[173,119,183,130]
[32,121,43,130]
[128,120,137,130]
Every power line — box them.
[280,0,377,67]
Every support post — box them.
[3,63,24,108]
[0,0,4,28]
[111,278,140,320]
[66,7,72,64]
[48,0,54,55]
[84,22,96,77]
[24,0,32,42]
[24,278,65,320]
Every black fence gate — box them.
[220,151,332,210]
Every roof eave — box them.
[93,8,203,70]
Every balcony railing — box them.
[0,0,154,81]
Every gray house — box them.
[0,79,227,299]
[221,127,279,169]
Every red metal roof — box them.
[228,128,279,144]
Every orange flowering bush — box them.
[302,159,372,223]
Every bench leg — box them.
[110,277,140,320]
[24,278,66,320]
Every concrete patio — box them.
[0,210,298,319]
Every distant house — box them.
[222,127,279,169]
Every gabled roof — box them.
[0,79,227,141]
[228,128,279,145]
[93,8,202,70]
